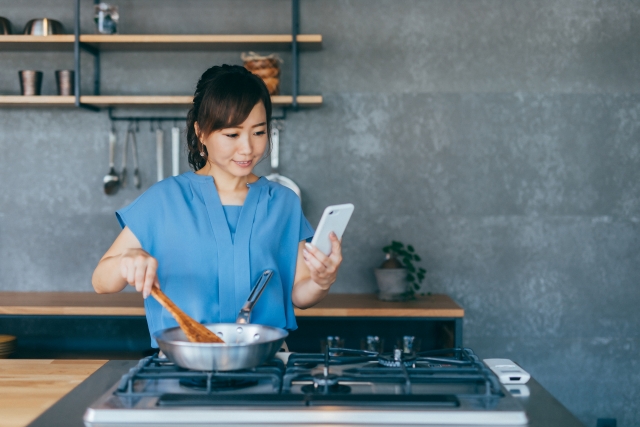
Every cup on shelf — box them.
[55,70,74,96]
[19,70,43,96]
[360,335,384,353]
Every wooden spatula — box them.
[150,287,225,343]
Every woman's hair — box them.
[186,64,272,170]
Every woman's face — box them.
[199,102,268,178]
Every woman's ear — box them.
[194,121,201,141]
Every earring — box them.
[199,142,205,157]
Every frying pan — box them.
[265,126,301,199]
[154,270,288,371]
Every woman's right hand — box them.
[119,248,159,298]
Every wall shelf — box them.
[0,34,322,51]
[3,0,319,112]
[81,34,322,51]
[0,95,322,108]
[0,96,75,106]
[0,35,75,50]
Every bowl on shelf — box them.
[0,335,17,359]
[0,17,13,34]
[24,18,64,35]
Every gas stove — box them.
[84,347,528,426]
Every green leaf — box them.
[407,264,416,272]
[419,268,426,273]
[391,241,402,248]
[383,246,391,252]
[417,273,424,280]
[407,245,415,252]
[414,255,421,261]
[413,283,419,290]
[406,273,415,282]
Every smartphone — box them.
[310,204,354,256]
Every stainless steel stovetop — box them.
[84,348,528,426]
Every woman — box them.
[92,65,342,346]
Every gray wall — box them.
[1,1,639,425]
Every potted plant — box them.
[374,241,427,301]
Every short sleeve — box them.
[300,211,314,243]
[115,191,158,252]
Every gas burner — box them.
[301,383,351,394]
[312,373,339,387]
[300,373,351,394]
[378,349,417,368]
[179,377,258,392]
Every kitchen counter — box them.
[0,293,465,357]
[5,359,584,427]
[0,292,463,317]
[0,359,106,427]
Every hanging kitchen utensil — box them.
[171,126,180,176]
[265,125,301,199]
[120,123,129,188]
[103,127,119,195]
[150,287,224,344]
[129,128,141,189]
[154,270,287,371]
[156,127,164,182]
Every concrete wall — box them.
[1,1,639,425]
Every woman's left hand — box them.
[302,232,343,290]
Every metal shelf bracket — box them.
[74,0,100,112]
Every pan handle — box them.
[236,270,274,324]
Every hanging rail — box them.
[108,108,185,123]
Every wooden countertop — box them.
[0,292,463,318]
[0,359,106,427]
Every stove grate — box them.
[114,356,285,397]
[110,348,503,409]
[283,347,503,407]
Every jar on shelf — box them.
[94,2,119,34]
[242,52,282,95]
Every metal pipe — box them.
[94,52,100,95]
[74,0,80,107]
[74,0,99,111]
[291,0,299,110]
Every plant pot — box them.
[374,268,409,301]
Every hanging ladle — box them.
[103,125,120,195]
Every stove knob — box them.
[393,348,402,361]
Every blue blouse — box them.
[222,205,242,242]
[116,171,314,347]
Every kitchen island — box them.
[1,358,584,427]
[0,293,464,357]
